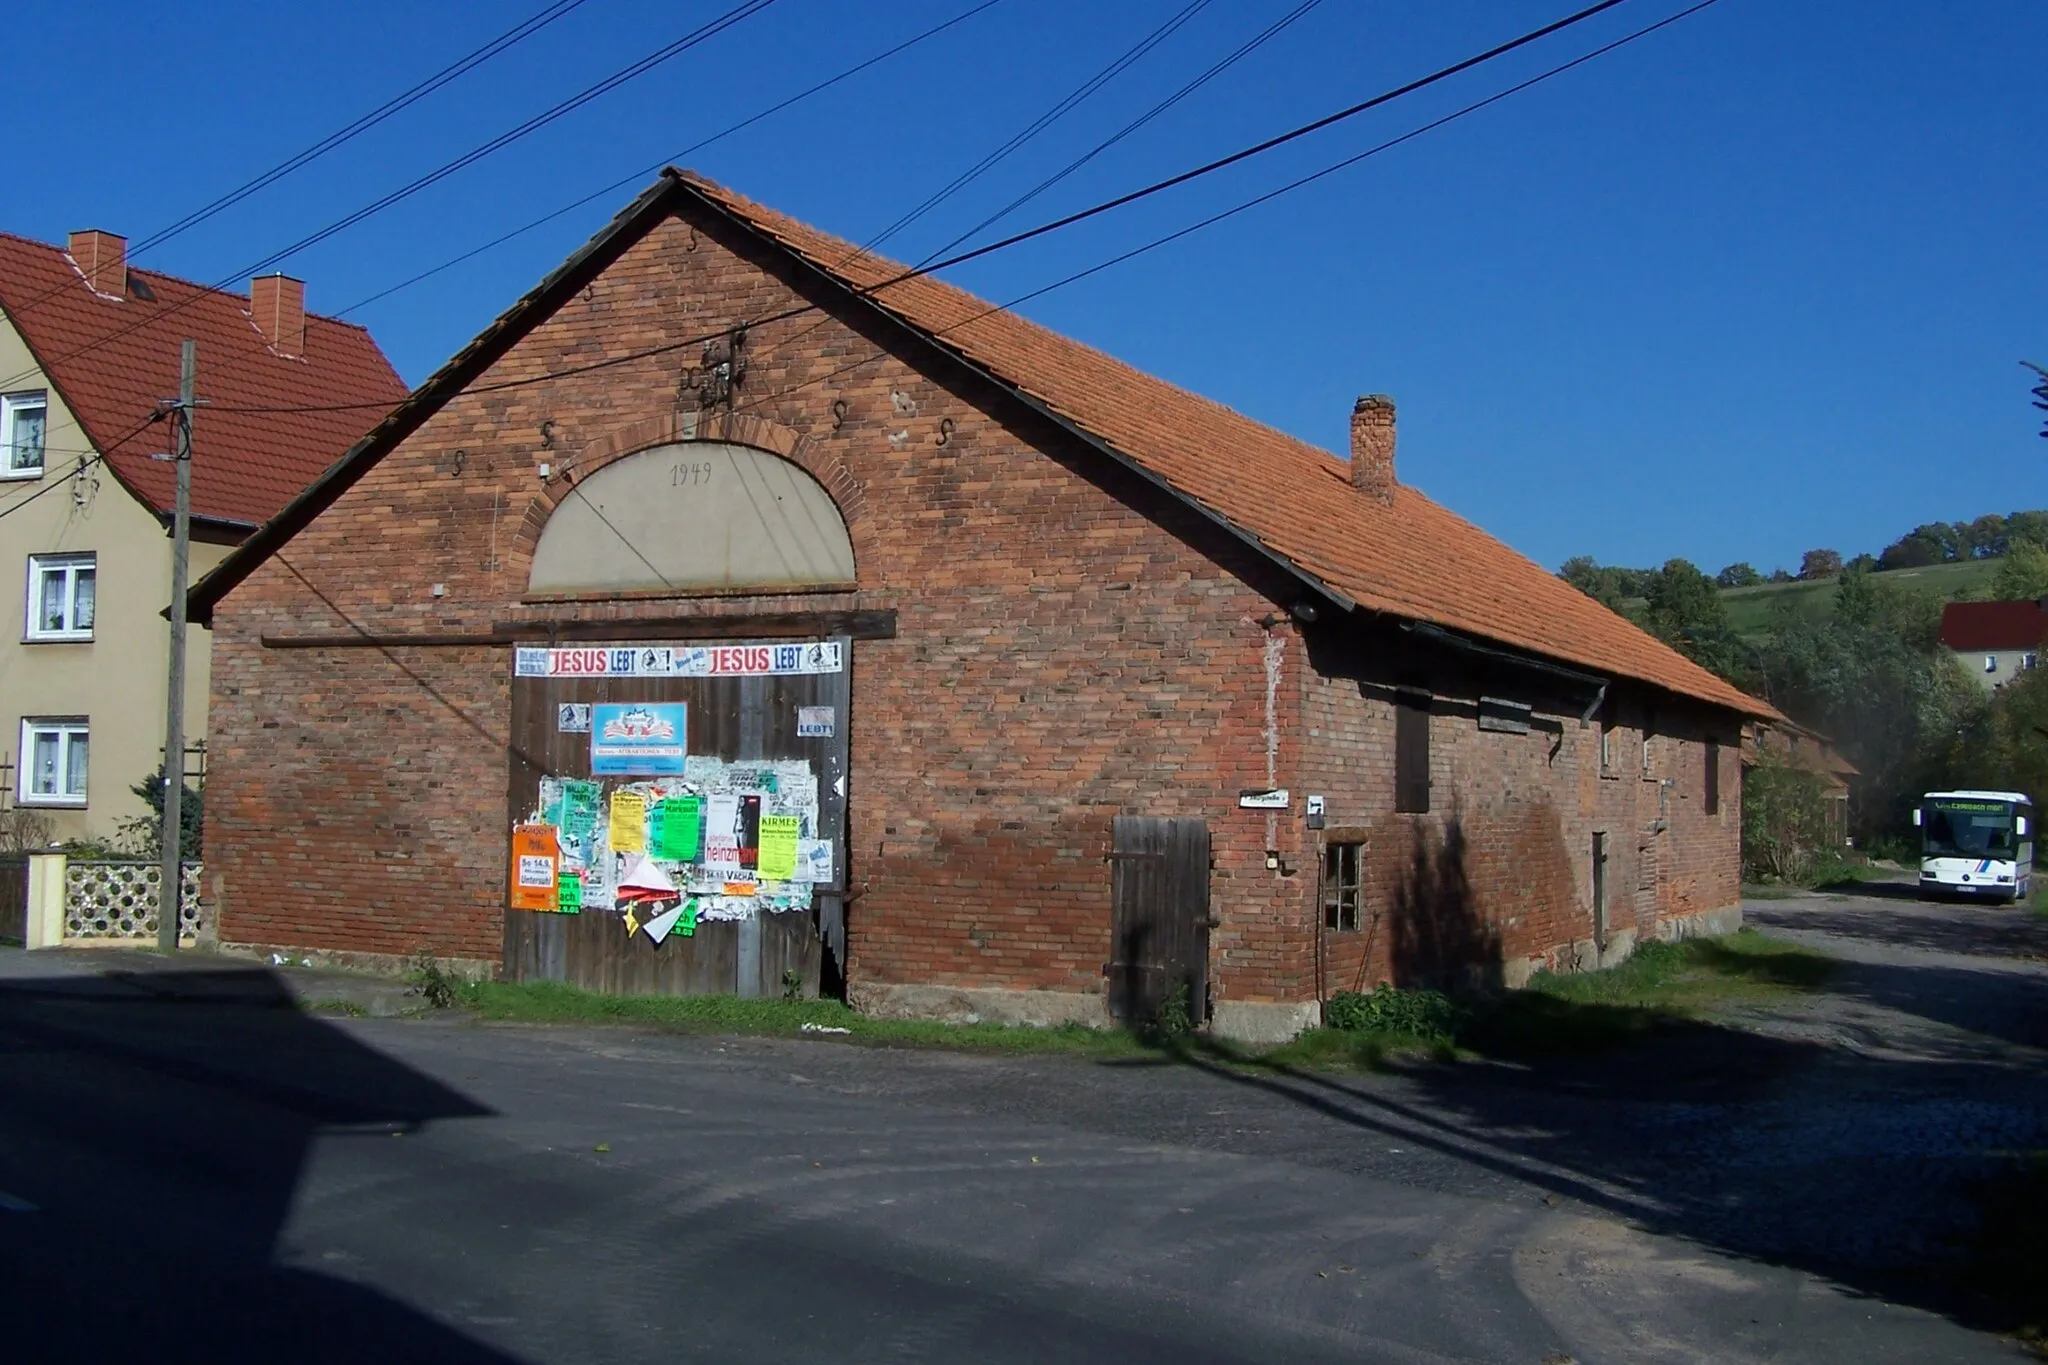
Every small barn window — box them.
[1705,739,1721,814]
[1641,707,1657,777]
[1599,707,1615,774]
[1477,696,1532,734]
[1323,842,1362,931]
[1395,690,1430,813]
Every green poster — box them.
[557,871,583,914]
[560,780,600,843]
[679,899,697,937]
[653,795,703,861]
[757,814,800,881]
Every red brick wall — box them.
[206,203,1742,1008]
[208,209,1309,1000]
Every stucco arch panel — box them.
[528,440,855,594]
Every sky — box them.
[4,0,2042,576]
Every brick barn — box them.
[188,171,1773,1041]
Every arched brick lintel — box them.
[510,410,872,583]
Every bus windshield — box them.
[1924,801,2018,860]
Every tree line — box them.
[1557,538,2048,855]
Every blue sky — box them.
[6,0,2042,575]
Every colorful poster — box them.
[514,640,844,678]
[757,815,799,880]
[736,794,761,870]
[797,706,835,738]
[591,703,687,776]
[642,903,684,944]
[557,871,583,913]
[796,838,833,884]
[678,900,698,937]
[608,791,648,854]
[652,795,702,860]
[558,779,600,867]
[703,794,742,871]
[509,824,559,912]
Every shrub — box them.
[1326,983,1463,1041]
[1741,752,1840,884]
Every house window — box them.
[19,717,88,806]
[1705,739,1721,815]
[2,391,46,477]
[1395,690,1430,813]
[1641,707,1657,777]
[1323,841,1362,932]
[26,554,95,640]
[1986,655,1998,674]
[2026,654,2039,672]
[1599,711,1615,773]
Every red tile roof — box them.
[0,231,405,527]
[679,174,1772,718]
[1939,600,2048,652]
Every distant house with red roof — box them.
[0,228,404,846]
[188,172,1774,1037]
[1938,599,2047,691]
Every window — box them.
[2,391,45,477]
[1641,707,1657,777]
[1323,842,1362,931]
[19,718,88,805]
[1395,689,1430,813]
[2026,654,2039,672]
[1599,711,1615,773]
[1986,655,1999,674]
[26,554,95,640]
[1705,739,1721,815]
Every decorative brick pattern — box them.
[65,861,204,940]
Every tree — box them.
[1644,558,1745,682]
[1992,539,2048,601]
[1878,532,1943,570]
[1769,567,1794,584]
[1963,513,2008,559]
[1799,548,1843,580]
[1716,562,1763,588]
[1559,556,1628,613]
[116,765,202,862]
[2008,510,2048,551]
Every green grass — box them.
[1718,558,1997,638]
[305,998,367,1017]
[1463,931,1836,1056]
[460,979,1153,1057]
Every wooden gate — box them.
[503,639,850,999]
[0,855,25,947]
[1105,816,1211,1024]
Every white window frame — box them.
[2025,653,2039,672]
[18,717,88,807]
[1,390,47,478]
[1986,655,1999,674]
[25,553,95,641]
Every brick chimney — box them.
[1350,394,1396,503]
[250,273,306,358]
[68,230,127,296]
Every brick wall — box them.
[206,201,1743,1008]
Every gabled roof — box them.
[188,171,1773,719]
[1938,599,2048,652]
[0,231,405,528]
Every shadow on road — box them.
[0,962,508,1362]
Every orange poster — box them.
[509,823,560,912]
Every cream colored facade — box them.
[0,314,227,845]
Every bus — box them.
[1914,790,2034,903]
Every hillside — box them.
[1618,558,1999,639]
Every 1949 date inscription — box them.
[671,460,713,487]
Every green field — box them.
[1621,558,1997,639]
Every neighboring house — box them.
[1743,719,1856,847]
[0,229,404,844]
[1938,599,2048,692]
[188,171,1775,1040]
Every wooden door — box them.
[1106,816,1211,1024]
[503,639,850,999]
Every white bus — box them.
[1914,790,2034,903]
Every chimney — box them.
[1350,394,1396,503]
[250,273,306,358]
[68,230,127,296]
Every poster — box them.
[757,815,800,881]
[592,703,687,776]
[652,795,702,860]
[797,706,835,738]
[515,640,844,679]
[557,779,600,867]
[509,824,560,912]
[557,871,583,913]
[796,838,833,884]
[609,791,648,854]
[703,793,742,871]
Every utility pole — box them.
[158,340,195,953]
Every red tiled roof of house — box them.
[0,231,405,527]
[1938,599,2048,652]
[679,174,1773,718]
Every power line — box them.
[918,0,1327,267]
[212,0,1651,419]
[0,0,786,398]
[0,0,596,333]
[0,411,166,526]
[334,0,1008,320]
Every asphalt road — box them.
[0,932,2028,1364]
